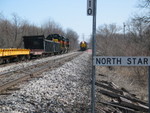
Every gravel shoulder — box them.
[0,51,92,113]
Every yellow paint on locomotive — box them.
[52,39,59,43]
[80,42,87,48]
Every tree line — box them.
[94,0,150,56]
[0,13,79,50]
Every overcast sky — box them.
[0,0,140,41]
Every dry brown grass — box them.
[96,66,148,102]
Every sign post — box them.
[87,0,97,113]
[148,66,150,113]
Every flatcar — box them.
[0,48,30,64]
[80,41,87,51]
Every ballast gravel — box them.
[0,52,77,74]
[0,52,92,113]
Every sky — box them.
[0,0,140,42]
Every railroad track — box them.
[0,52,82,94]
[0,53,63,68]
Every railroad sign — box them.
[87,0,93,16]
[94,56,150,66]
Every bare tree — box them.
[138,0,150,23]
[11,13,22,47]
[126,15,148,39]
[139,0,150,8]
[65,29,79,50]
[96,24,123,55]
[0,16,14,48]
[42,20,64,37]
[0,14,79,50]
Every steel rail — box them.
[0,52,82,93]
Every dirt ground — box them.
[96,66,148,102]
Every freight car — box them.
[0,34,69,64]
[80,41,87,51]
[23,34,70,58]
[0,48,30,64]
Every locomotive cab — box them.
[46,34,61,43]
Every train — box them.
[80,41,87,51]
[0,34,69,64]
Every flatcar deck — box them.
[0,48,30,57]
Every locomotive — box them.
[0,34,69,64]
[80,41,87,51]
[23,34,70,57]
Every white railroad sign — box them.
[94,56,150,66]
[87,0,93,16]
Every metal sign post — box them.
[91,0,96,113]
[87,0,97,113]
[148,66,150,113]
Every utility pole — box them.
[123,23,126,38]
